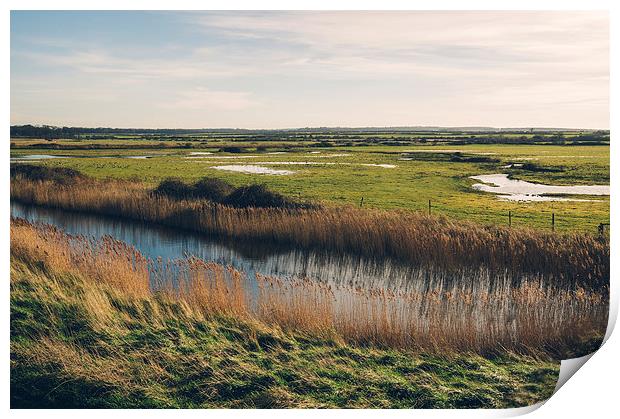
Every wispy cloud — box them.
[160,87,258,111]
[15,48,253,81]
[193,11,607,59]
[10,11,609,128]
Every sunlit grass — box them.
[10,143,609,231]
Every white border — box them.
[2,1,616,418]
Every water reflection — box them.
[470,173,609,202]
[10,154,155,162]
[11,201,444,291]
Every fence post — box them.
[428,200,431,216]
[508,210,512,227]
[360,197,364,207]
[551,212,555,231]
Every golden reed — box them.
[11,219,608,355]
[11,177,609,291]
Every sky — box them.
[10,11,609,129]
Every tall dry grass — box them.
[10,178,609,291]
[11,219,608,356]
[10,218,150,298]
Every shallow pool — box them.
[470,173,609,202]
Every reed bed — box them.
[11,218,608,356]
[248,270,605,355]
[11,177,609,291]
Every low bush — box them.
[223,184,309,209]
[449,154,500,163]
[10,164,85,185]
[221,146,246,154]
[153,177,310,209]
[519,163,564,173]
[193,178,235,201]
[153,178,194,200]
[310,141,334,148]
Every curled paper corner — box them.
[551,307,616,396]
[498,353,598,417]
[527,295,618,412]
[554,353,595,393]
[497,401,546,417]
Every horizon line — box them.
[10,123,609,132]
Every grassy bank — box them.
[11,220,562,408]
[10,174,609,290]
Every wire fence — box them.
[357,197,609,236]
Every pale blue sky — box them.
[10,11,609,129]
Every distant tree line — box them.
[444,133,609,146]
[10,124,609,145]
[9,125,264,139]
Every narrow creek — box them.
[10,201,452,292]
[13,201,593,348]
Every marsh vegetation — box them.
[10,220,561,408]
[10,170,609,290]
[10,138,610,231]
[11,218,606,356]
[9,131,610,408]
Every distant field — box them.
[10,141,610,232]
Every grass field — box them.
[11,141,610,232]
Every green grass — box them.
[10,258,559,408]
[11,143,609,232]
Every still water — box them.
[470,173,610,202]
[11,201,439,291]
